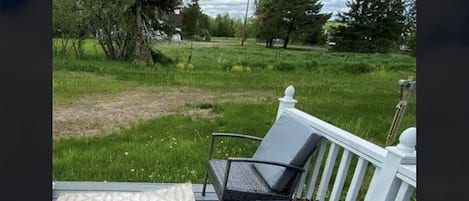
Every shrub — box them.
[274,62,296,72]
[341,62,375,74]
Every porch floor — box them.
[52,181,218,201]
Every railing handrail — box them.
[277,85,416,201]
[284,108,387,167]
[396,164,417,187]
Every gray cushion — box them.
[252,112,322,192]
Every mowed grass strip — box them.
[53,70,136,106]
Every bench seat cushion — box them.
[207,159,290,200]
[252,112,323,192]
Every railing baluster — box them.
[365,128,416,201]
[364,167,381,200]
[316,143,340,201]
[306,139,328,199]
[345,157,369,201]
[394,182,413,201]
[329,150,353,201]
[295,155,312,198]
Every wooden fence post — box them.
[365,127,416,201]
[277,85,297,121]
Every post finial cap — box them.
[397,127,416,153]
[284,85,295,99]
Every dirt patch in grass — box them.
[53,87,272,139]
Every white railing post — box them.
[365,127,416,201]
[276,85,297,121]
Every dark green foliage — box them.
[274,62,296,72]
[331,0,407,53]
[181,2,199,37]
[52,0,90,59]
[151,49,173,65]
[341,62,375,74]
[181,1,210,40]
[255,0,331,48]
[74,0,179,63]
[210,13,236,37]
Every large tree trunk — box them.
[133,1,153,64]
[134,1,142,58]
[283,36,289,49]
[266,37,274,48]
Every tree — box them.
[181,0,200,38]
[181,0,210,40]
[53,0,90,58]
[255,0,284,47]
[403,0,416,56]
[330,0,407,53]
[213,13,236,37]
[78,0,179,64]
[255,0,330,49]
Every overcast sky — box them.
[182,0,349,20]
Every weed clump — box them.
[248,61,268,69]
[341,62,375,74]
[221,62,233,71]
[176,62,194,70]
[387,63,415,72]
[197,103,224,114]
[230,64,251,72]
[231,65,244,72]
[151,49,173,65]
[274,62,296,72]
[304,60,320,71]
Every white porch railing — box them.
[276,86,416,201]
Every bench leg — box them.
[202,170,209,196]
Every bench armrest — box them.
[207,133,263,160]
[212,133,263,141]
[227,157,304,172]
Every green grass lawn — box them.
[53,38,416,184]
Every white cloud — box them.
[183,0,349,20]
